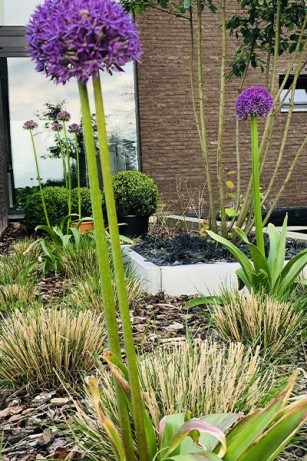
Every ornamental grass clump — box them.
[211,292,302,361]
[69,339,272,460]
[0,308,106,388]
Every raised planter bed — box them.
[123,231,307,296]
[123,246,240,295]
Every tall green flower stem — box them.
[92,75,150,461]
[250,115,264,255]
[73,133,82,218]
[29,129,50,227]
[62,122,72,224]
[56,132,68,189]
[78,81,136,461]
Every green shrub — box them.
[0,307,106,388]
[24,186,68,230]
[72,187,93,218]
[24,186,96,229]
[112,171,159,216]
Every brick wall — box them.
[136,3,307,213]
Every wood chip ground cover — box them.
[0,226,306,460]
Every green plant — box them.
[0,252,37,286]
[72,187,93,218]
[24,186,95,230]
[0,284,38,313]
[81,361,306,461]
[67,269,143,313]
[24,186,69,230]
[112,170,159,217]
[211,292,302,361]
[207,216,307,297]
[68,339,273,460]
[0,307,106,388]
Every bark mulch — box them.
[0,226,306,460]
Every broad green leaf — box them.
[234,227,249,244]
[267,217,287,285]
[163,419,226,458]
[236,268,252,291]
[207,231,253,284]
[165,454,221,460]
[186,297,220,308]
[159,414,187,454]
[224,373,296,461]
[276,249,307,294]
[225,208,238,218]
[237,398,307,461]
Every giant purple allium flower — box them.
[68,123,82,134]
[23,120,38,130]
[26,0,142,84]
[57,111,71,122]
[235,86,274,120]
[51,122,63,132]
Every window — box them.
[279,75,307,112]
[0,0,140,209]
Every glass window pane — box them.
[280,88,307,112]
[7,57,138,206]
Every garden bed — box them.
[125,233,307,295]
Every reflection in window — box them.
[279,75,307,113]
[7,58,138,204]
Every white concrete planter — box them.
[123,246,241,296]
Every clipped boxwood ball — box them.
[112,171,159,217]
[24,186,68,230]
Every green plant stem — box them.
[92,75,150,461]
[250,115,264,255]
[78,80,136,461]
[63,123,72,227]
[74,133,82,218]
[57,132,68,189]
[216,0,227,237]
[197,0,217,232]
[30,130,50,227]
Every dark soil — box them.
[133,232,307,266]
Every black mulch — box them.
[133,232,307,266]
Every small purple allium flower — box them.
[235,86,274,120]
[57,111,71,122]
[23,120,38,130]
[51,121,63,132]
[26,0,142,85]
[68,123,82,134]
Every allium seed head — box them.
[23,120,38,130]
[26,0,142,85]
[68,123,82,134]
[235,86,274,120]
[51,122,63,132]
[57,111,71,122]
